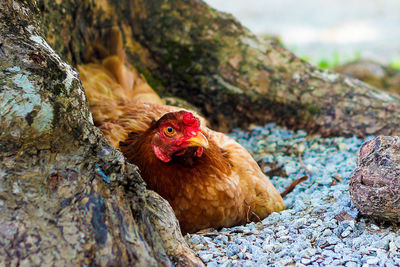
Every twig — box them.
[246,206,251,222]
[195,228,217,235]
[298,152,313,175]
[280,175,308,198]
[332,175,342,182]
[246,206,262,223]
[334,210,352,222]
[319,243,331,249]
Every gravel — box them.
[185,123,400,266]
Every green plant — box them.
[390,57,400,70]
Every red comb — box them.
[182,112,197,125]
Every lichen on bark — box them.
[0,1,202,266]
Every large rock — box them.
[349,136,400,222]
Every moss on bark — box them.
[0,1,202,266]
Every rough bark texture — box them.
[37,0,400,138]
[334,59,400,95]
[350,136,400,223]
[0,1,202,266]
[124,0,400,137]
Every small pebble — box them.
[370,224,380,231]
[345,261,357,267]
[389,241,397,253]
[341,228,352,238]
[194,244,204,250]
[199,253,213,262]
[366,257,380,265]
[394,237,400,248]
[322,229,333,236]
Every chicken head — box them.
[151,111,209,163]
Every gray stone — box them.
[345,261,357,267]
[366,257,379,265]
[199,253,213,262]
[226,244,241,257]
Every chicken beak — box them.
[185,132,209,148]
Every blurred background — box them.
[205,0,400,68]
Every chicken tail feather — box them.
[78,27,163,124]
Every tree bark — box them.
[124,0,400,137]
[36,0,400,137]
[0,1,202,266]
[3,0,400,265]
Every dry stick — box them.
[246,206,262,223]
[332,175,343,182]
[298,152,313,175]
[195,228,217,235]
[280,175,309,198]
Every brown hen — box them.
[78,55,284,234]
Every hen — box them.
[78,55,284,234]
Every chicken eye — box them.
[164,126,176,136]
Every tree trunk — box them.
[2,0,400,265]
[37,0,400,137]
[125,0,400,137]
[0,1,202,266]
